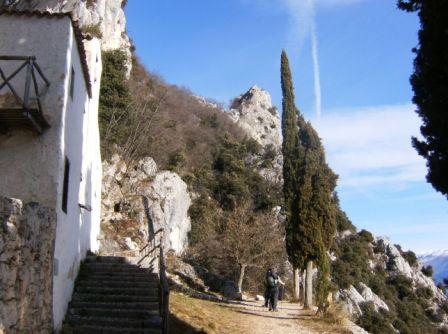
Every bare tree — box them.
[221,205,286,294]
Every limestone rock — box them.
[1,0,132,76]
[356,283,389,312]
[100,155,191,255]
[229,86,281,149]
[0,197,56,333]
[341,286,365,316]
[255,295,265,302]
[229,86,283,185]
[143,171,191,254]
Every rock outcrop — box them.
[229,86,281,149]
[0,0,132,76]
[335,231,448,328]
[100,155,191,256]
[0,197,56,334]
[229,86,283,184]
[376,236,447,302]
[339,284,389,316]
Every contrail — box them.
[282,0,322,118]
[310,19,322,118]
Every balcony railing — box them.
[0,56,50,134]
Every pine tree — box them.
[280,50,337,309]
[398,1,448,198]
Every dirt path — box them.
[170,292,354,334]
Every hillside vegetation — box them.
[98,49,448,334]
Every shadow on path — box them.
[169,314,207,334]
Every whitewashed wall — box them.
[0,16,70,207]
[52,27,102,331]
[0,15,103,332]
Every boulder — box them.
[356,283,389,312]
[220,280,241,300]
[255,295,265,302]
[100,155,191,255]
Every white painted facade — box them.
[0,14,102,331]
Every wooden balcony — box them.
[0,56,50,134]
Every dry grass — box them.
[169,292,353,334]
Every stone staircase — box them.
[61,255,162,334]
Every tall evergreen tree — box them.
[397,1,448,198]
[280,50,337,309]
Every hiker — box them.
[265,269,285,311]
[264,268,273,307]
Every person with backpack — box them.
[265,269,285,311]
[264,268,273,307]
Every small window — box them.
[69,67,75,99]
[62,157,70,213]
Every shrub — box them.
[416,286,434,300]
[388,275,413,300]
[268,106,278,116]
[331,233,373,289]
[167,149,187,172]
[402,250,418,267]
[200,113,219,128]
[260,144,277,168]
[82,24,102,38]
[394,300,436,334]
[422,265,434,277]
[358,230,374,243]
[86,0,96,8]
[99,50,131,157]
[357,302,395,334]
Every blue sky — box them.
[125,0,448,253]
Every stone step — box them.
[75,286,158,296]
[66,314,162,329]
[70,301,159,311]
[82,264,152,273]
[82,275,159,283]
[61,324,162,334]
[73,293,159,303]
[69,307,159,319]
[81,270,158,277]
[84,256,127,264]
[76,280,159,289]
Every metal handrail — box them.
[137,228,169,334]
[0,56,50,114]
[159,240,170,334]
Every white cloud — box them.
[313,104,427,188]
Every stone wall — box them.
[0,197,56,334]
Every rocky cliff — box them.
[0,0,132,75]
[332,229,448,332]
[100,155,191,256]
[228,86,283,185]
[229,86,282,149]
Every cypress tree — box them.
[281,50,303,269]
[398,1,448,198]
[280,50,337,309]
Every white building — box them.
[0,11,102,331]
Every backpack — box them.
[267,275,278,288]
